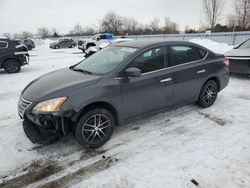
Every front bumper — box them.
[18,97,74,138]
[15,52,29,66]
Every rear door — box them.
[60,39,68,48]
[0,41,8,61]
[120,46,174,120]
[167,44,209,105]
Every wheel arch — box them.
[204,76,221,91]
[1,57,21,68]
[72,101,120,126]
[196,76,221,101]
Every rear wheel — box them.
[75,108,114,149]
[3,59,21,73]
[197,80,218,108]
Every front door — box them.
[120,46,174,120]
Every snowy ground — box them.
[0,40,250,188]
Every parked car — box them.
[15,39,35,51]
[225,38,250,75]
[18,40,229,148]
[0,38,29,73]
[50,38,77,49]
[78,33,114,52]
[84,38,133,58]
[22,39,35,50]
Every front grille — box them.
[18,97,32,118]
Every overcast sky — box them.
[0,0,235,35]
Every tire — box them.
[27,45,32,51]
[75,108,114,149]
[55,45,59,49]
[3,59,21,73]
[197,80,218,108]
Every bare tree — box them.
[202,0,224,30]
[227,14,237,31]
[162,17,179,34]
[99,11,123,34]
[21,31,33,39]
[37,27,50,38]
[149,18,160,34]
[235,0,250,29]
[70,24,84,35]
[2,33,12,38]
[122,17,139,34]
[51,28,60,37]
[83,27,95,35]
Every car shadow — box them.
[230,73,250,80]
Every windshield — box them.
[73,46,137,75]
[238,39,250,49]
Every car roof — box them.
[114,40,201,49]
[0,38,9,41]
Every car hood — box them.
[225,49,250,59]
[22,68,101,102]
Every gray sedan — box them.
[19,40,229,149]
[50,38,77,49]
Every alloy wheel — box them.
[82,114,111,144]
[203,84,217,105]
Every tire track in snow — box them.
[0,105,210,188]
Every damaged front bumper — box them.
[18,97,74,144]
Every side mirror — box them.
[124,67,142,77]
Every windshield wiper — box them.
[71,68,92,75]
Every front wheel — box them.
[75,108,114,149]
[197,80,218,108]
[3,59,21,73]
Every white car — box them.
[225,38,250,75]
[78,33,114,52]
[84,38,134,58]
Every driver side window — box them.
[128,47,167,74]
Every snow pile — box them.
[32,39,46,46]
[189,38,234,54]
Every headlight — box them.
[32,97,67,114]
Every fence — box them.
[68,31,250,45]
[126,31,250,45]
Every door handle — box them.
[197,69,206,74]
[160,77,172,83]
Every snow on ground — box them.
[0,39,250,188]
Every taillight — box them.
[223,58,229,66]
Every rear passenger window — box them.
[169,45,207,67]
[0,42,7,48]
[128,47,167,74]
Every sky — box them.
[0,0,235,35]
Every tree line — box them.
[2,0,250,39]
[201,0,250,32]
